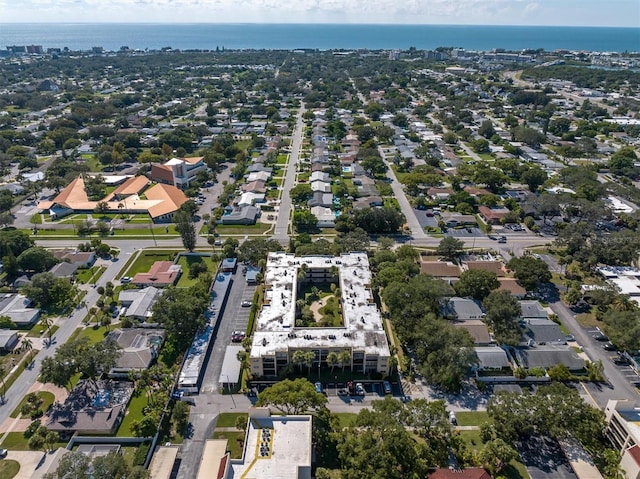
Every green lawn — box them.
[10,391,55,419]
[76,266,106,285]
[455,411,491,427]
[457,430,530,479]
[216,412,248,428]
[0,460,20,479]
[117,393,147,437]
[333,412,357,429]
[176,254,216,288]
[212,431,245,459]
[0,431,66,450]
[121,249,180,277]
[214,223,272,235]
[76,325,111,345]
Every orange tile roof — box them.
[132,261,181,286]
[51,176,89,208]
[145,183,188,218]
[182,156,204,165]
[112,176,149,197]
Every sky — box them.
[1,0,639,27]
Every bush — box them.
[24,420,41,439]
[133,441,151,467]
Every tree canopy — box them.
[507,256,551,291]
[454,269,499,301]
[256,378,327,415]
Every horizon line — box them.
[1,22,638,29]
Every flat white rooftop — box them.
[231,414,312,479]
[250,252,390,358]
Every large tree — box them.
[436,236,464,261]
[507,256,551,291]
[151,285,208,353]
[483,290,523,345]
[237,238,283,265]
[256,378,327,415]
[174,210,196,252]
[16,247,58,273]
[22,272,74,310]
[454,269,499,301]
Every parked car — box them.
[602,342,617,351]
[593,333,609,342]
[0,448,7,458]
[231,331,245,343]
[613,355,630,365]
[241,300,252,307]
[383,381,392,395]
[355,382,365,396]
[120,276,132,283]
[347,381,355,395]
[314,382,324,394]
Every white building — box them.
[249,252,391,378]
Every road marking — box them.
[580,383,599,408]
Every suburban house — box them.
[53,249,96,268]
[237,192,265,207]
[310,206,335,228]
[420,260,462,279]
[47,380,134,435]
[453,320,492,345]
[441,297,484,320]
[118,286,160,320]
[107,328,165,378]
[132,261,182,288]
[473,346,511,373]
[49,262,79,280]
[523,319,566,345]
[477,206,511,225]
[497,277,527,297]
[0,293,40,327]
[150,156,207,190]
[0,329,18,351]
[440,212,477,228]
[515,345,585,371]
[308,191,334,208]
[220,205,260,225]
[352,196,384,210]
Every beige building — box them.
[249,252,391,378]
[605,399,640,479]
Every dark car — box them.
[613,355,630,365]
[593,333,609,342]
[602,342,617,351]
[231,331,246,343]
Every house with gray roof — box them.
[519,300,548,319]
[523,319,565,345]
[49,262,79,279]
[308,192,333,208]
[442,297,484,320]
[517,346,585,371]
[0,293,40,327]
[107,328,165,378]
[473,346,511,371]
[220,206,260,225]
[0,329,18,351]
[119,286,159,320]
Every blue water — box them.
[0,23,638,52]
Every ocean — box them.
[0,23,638,53]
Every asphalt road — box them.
[0,249,129,427]
[550,300,640,408]
[273,104,305,242]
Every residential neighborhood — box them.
[0,41,638,479]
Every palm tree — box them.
[303,351,316,376]
[291,350,306,373]
[338,350,351,372]
[21,337,33,364]
[611,295,637,312]
[40,317,53,344]
[326,352,339,373]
